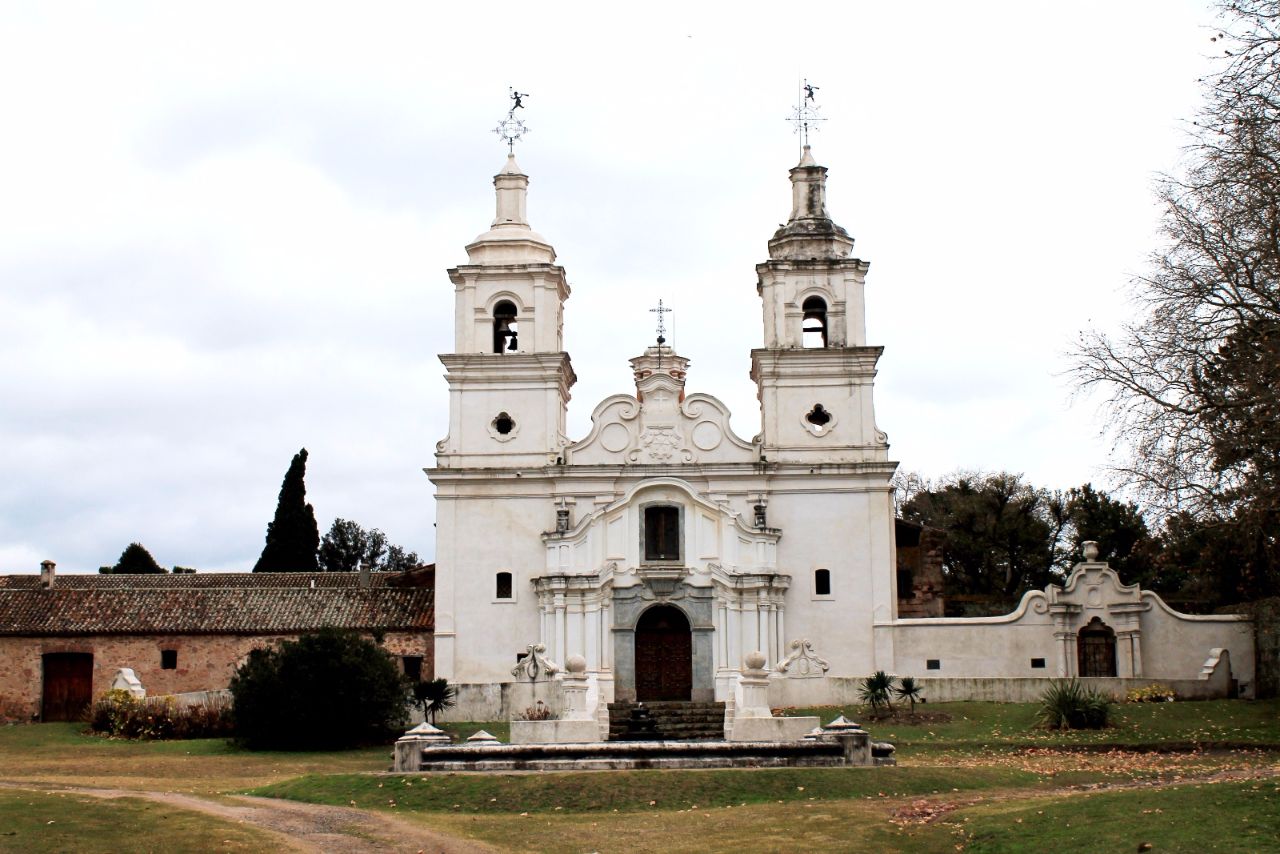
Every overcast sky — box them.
[0,1,1220,573]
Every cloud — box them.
[0,1,1211,573]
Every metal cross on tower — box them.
[786,77,827,153]
[650,299,672,346]
[493,86,530,153]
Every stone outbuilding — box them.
[0,564,433,722]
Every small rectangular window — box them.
[1030,658,1046,669]
[402,655,423,682]
[161,649,177,670]
[495,571,513,600]
[814,568,831,596]
[926,659,941,671]
[644,506,680,561]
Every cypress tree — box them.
[252,448,320,572]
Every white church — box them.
[427,145,1256,721]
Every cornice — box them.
[755,258,870,275]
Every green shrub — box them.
[229,628,409,750]
[1126,683,1177,703]
[1039,679,1112,729]
[87,689,233,740]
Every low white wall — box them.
[440,680,561,722]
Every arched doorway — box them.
[1077,617,1117,677]
[634,605,692,701]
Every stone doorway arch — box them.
[634,605,693,701]
[1077,616,1117,677]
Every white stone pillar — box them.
[736,652,772,718]
[561,656,592,720]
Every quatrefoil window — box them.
[487,411,520,442]
[802,404,837,437]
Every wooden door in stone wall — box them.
[634,605,693,701]
[1077,618,1118,678]
[42,652,94,722]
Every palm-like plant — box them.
[859,670,898,717]
[412,677,457,724]
[894,676,923,716]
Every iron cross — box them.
[650,299,672,345]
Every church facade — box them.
[428,148,1257,719]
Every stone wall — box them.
[1222,597,1279,699]
[0,630,431,722]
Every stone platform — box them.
[393,732,894,772]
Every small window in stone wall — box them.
[1030,658,1046,669]
[495,571,513,600]
[161,649,177,670]
[814,568,831,596]
[402,655,423,682]
[926,659,941,670]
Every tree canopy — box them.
[318,518,421,573]
[1069,1,1280,600]
[899,472,1160,604]
[252,448,320,573]
[102,542,166,574]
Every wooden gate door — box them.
[42,653,94,721]
[1077,619,1117,678]
[634,605,692,701]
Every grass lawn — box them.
[2,700,1277,852]
[0,722,389,794]
[250,765,1048,813]
[0,787,273,853]
[943,777,1280,854]
[789,699,1280,757]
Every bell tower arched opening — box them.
[492,300,519,353]
[802,296,828,348]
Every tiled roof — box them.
[0,572,433,636]
[0,571,425,590]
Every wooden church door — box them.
[634,605,693,701]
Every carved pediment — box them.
[566,393,757,466]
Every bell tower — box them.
[436,154,576,468]
[751,146,888,464]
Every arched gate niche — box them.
[1077,616,1118,677]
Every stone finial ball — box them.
[1082,540,1100,561]
[565,654,587,673]
[744,650,767,670]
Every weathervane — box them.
[787,77,826,152]
[650,299,672,345]
[493,86,530,153]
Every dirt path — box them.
[0,781,498,854]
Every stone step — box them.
[607,700,727,742]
